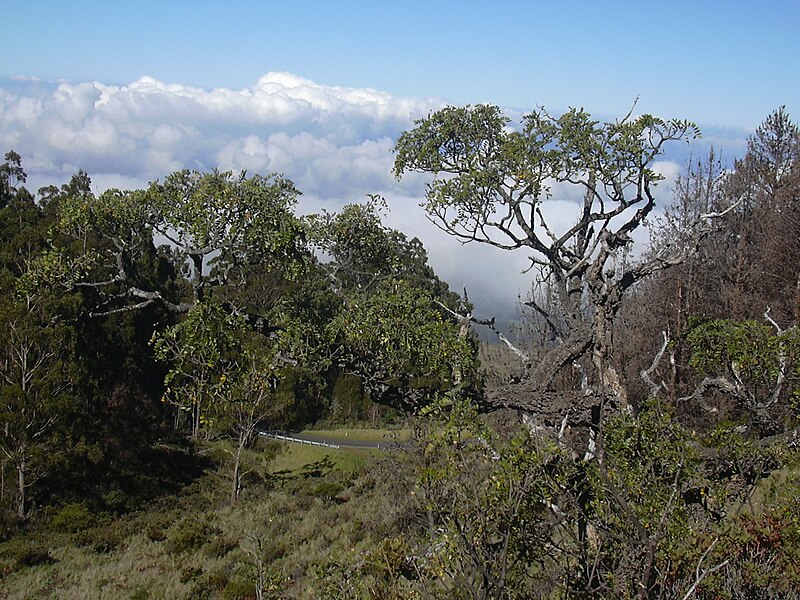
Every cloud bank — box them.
[0,72,702,330]
[0,72,439,192]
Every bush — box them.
[0,537,55,571]
[129,587,150,600]
[186,566,232,600]
[222,579,257,600]
[102,488,128,513]
[73,525,123,554]
[180,565,203,583]
[202,535,238,558]
[143,512,173,542]
[166,515,220,554]
[50,502,96,533]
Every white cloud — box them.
[1,72,443,185]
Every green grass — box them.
[299,427,410,442]
[0,432,416,599]
[267,442,374,475]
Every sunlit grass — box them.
[299,427,411,442]
[0,431,409,599]
[266,442,374,475]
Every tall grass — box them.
[0,435,413,599]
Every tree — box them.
[218,340,288,503]
[0,151,27,209]
[152,302,242,439]
[619,109,800,433]
[42,169,314,440]
[0,248,82,518]
[328,277,475,412]
[56,169,306,319]
[0,302,75,518]
[0,154,83,519]
[394,104,699,439]
[310,199,477,412]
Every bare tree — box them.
[394,104,703,437]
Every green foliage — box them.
[152,170,306,276]
[166,515,221,555]
[308,197,453,301]
[73,524,124,554]
[686,317,800,421]
[49,502,95,533]
[13,249,98,302]
[411,400,562,597]
[0,150,27,209]
[687,318,788,380]
[0,537,54,571]
[330,278,476,411]
[152,302,244,436]
[221,578,257,599]
[0,283,80,518]
[601,405,698,520]
[57,186,151,246]
[312,481,345,501]
[1,106,796,599]
[394,103,697,247]
[56,170,307,303]
[330,373,370,422]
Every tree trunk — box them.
[232,434,245,504]
[192,397,202,440]
[16,455,26,519]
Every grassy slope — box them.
[0,435,413,600]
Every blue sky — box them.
[4,0,798,127]
[1,0,798,323]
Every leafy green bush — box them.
[185,565,234,600]
[222,579,257,599]
[331,373,369,423]
[129,587,150,600]
[180,565,203,583]
[102,488,128,513]
[50,502,96,533]
[143,511,173,542]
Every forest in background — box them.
[0,105,798,599]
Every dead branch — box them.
[681,538,729,600]
[641,331,669,398]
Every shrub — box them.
[0,538,55,571]
[180,565,203,583]
[102,488,128,513]
[50,502,96,533]
[73,525,123,554]
[186,565,234,600]
[202,535,239,558]
[222,579,257,599]
[143,511,173,542]
[129,587,150,600]
[166,515,220,554]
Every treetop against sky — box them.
[1,0,796,323]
